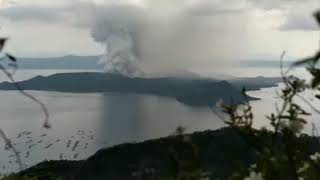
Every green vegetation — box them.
[221,11,320,180]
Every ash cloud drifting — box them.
[91,5,145,76]
[90,1,249,77]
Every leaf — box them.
[296,118,307,124]
[5,53,17,62]
[0,38,7,52]
[309,69,320,88]
[293,51,320,66]
[315,11,320,27]
[293,57,315,66]
[8,62,17,69]
[242,87,246,95]
[315,51,320,61]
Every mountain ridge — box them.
[0,72,282,107]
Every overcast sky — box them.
[0,0,319,60]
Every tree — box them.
[219,10,320,180]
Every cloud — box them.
[0,0,248,24]
[279,12,319,31]
[244,0,319,31]
[0,5,64,22]
[186,3,247,16]
[1,0,317,62]
[247,0,317,10]
[90,2,250,76]
[0,2,95,28]
[248,0,289,10]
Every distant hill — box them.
[0,72,283,107]
[12,55,102,70]
[6,55,298,70]
[228,76,282,91]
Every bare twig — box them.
[0,55,50,173]
[0,64,50,128]
[296,94,320,114]
[0,129,22,171]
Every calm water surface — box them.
[0,67,317,173]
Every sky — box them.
[0,0,319,62]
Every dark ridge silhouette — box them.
[0,72,282,107]
[228,76,282,91]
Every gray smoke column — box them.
[91,5,145,76]
[91,1,249,77]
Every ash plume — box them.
[90,1,249,77]
[91,5,145,77]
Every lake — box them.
[0,67,318,174]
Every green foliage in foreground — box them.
[2,160,83,180]
[2,176,39,180]
[221,11,320,180]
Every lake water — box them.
[0,67,318,174]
